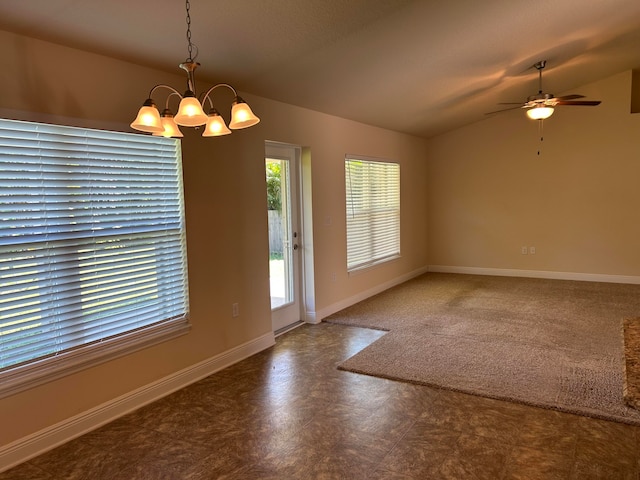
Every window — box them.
[0,118,190,397]
[345,156,400,271]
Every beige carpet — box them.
[325,273,640,425]
[623,317,640,411]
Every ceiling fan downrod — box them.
[534,60,546,94]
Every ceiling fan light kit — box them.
[526,105,554,120]
[130,0,260,138]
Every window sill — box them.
[347,254,401,276]
[0,319,191,400]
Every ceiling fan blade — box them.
[484,105,525,115]
[555,100,601,106]
[554,94,585,101]
[497,102,525,105]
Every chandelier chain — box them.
[185,0,194,61]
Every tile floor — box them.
[2,322,639,479]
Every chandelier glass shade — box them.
[154,109,183,138]
[173,94,209,127]
[130,100,164,133]
[130,0,259,138]
[203,109,232,137]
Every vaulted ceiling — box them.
[1,0,640,138]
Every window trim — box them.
[345,154,401,273]
[1,320,190,398]
[0,118,190,398]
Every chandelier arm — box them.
[149,84,184,101]
[163,91,183,109]
[200,83,239,107]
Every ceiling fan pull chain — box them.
[537,119,544,156]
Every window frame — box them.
[0,118,190,398]
[345,155,401,273]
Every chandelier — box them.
[130,0,260,138]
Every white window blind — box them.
[345,156,400,271]
[0,118,189,396]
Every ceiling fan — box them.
[486,60,602,120]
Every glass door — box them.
[265,142,302,332]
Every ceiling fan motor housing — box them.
[527,92,556,107]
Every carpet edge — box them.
[337,361,640,427]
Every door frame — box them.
[266,141,309,334]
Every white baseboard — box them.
[316,266,429,321]
[427,265,640,284]
[304,310,320,324]
[0,332,275,473]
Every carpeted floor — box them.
[325,272,640,425]
[623,317,640,410]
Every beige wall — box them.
[0,30,428,449]
[427,71,640,276]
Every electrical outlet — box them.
[529,246,536,255]
[232,303,239,318]
[331,272,337,283]
[521,246,528,255]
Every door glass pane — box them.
[266,158,294,309]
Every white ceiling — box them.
[2,0,640,138]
